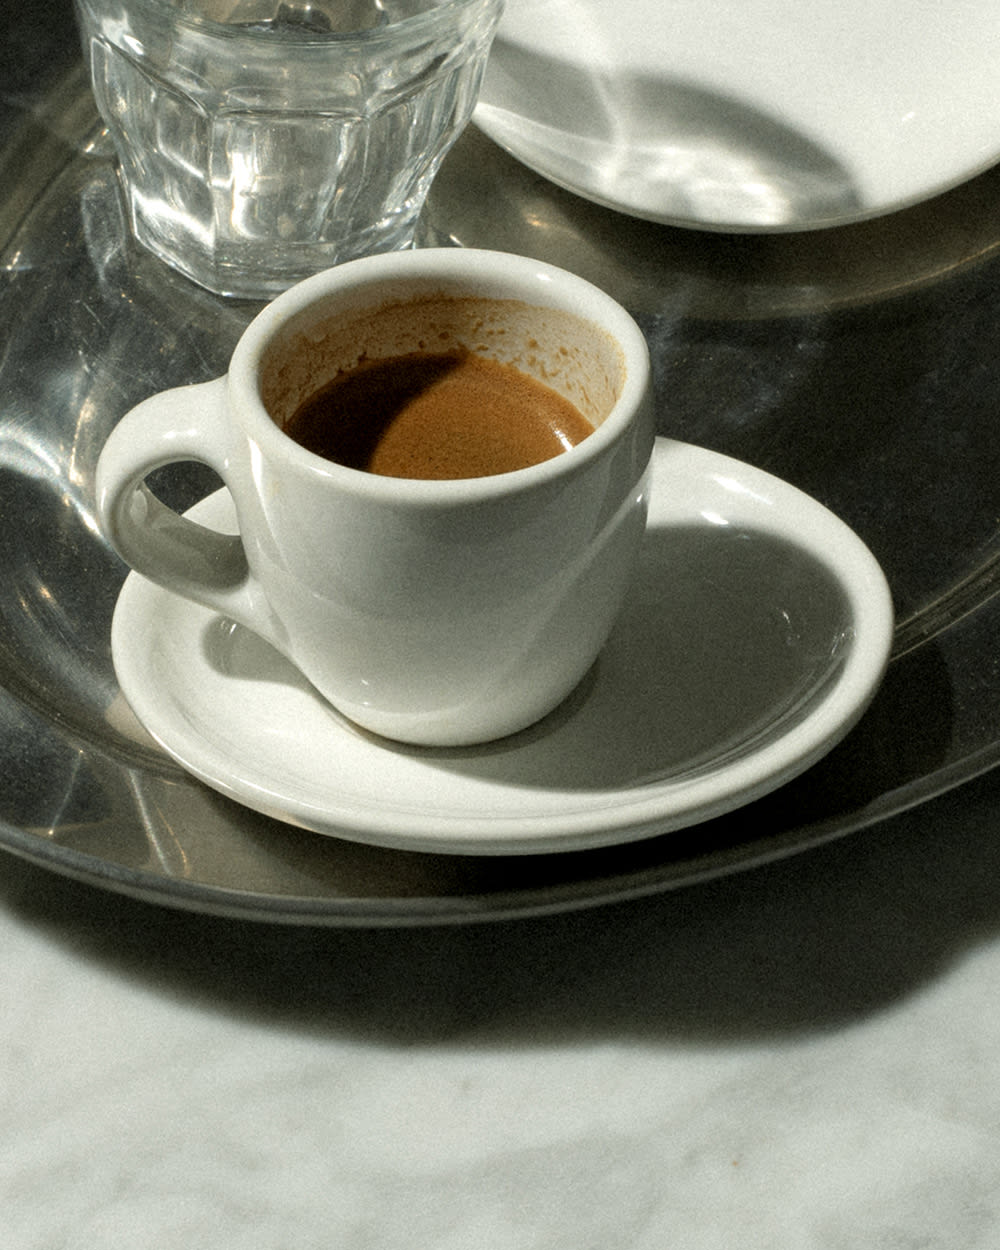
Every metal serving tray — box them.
[2,13,1000,923]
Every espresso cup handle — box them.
[96,379,282,648]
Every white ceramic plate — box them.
[475,0,1000,232]
[111,439,893,855]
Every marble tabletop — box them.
[4,762,1000,1248]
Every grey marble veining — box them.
[3,764,1000,1247]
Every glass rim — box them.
[74,0,503,45]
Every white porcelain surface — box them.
[111,438,892,854]
[96,248,654,746]
[476,0,1000,230]
[4,762,1000,1247]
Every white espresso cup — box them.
[96,248,655,746]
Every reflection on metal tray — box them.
[2,25,1000,924]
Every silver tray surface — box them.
[2,11,1000,925]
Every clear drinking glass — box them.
[73,0,503,298]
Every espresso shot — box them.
[259,293,625,485]
[284,347,594,480]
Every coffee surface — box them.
[283,348,594,479]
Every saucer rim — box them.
[110,438,894,856]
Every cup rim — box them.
[231,248,652,503]
[89,0,503,45]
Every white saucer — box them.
[110,439,893,856]
[475,0,1000,232]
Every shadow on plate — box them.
[478,47,864,230]
[197,521,854,800]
